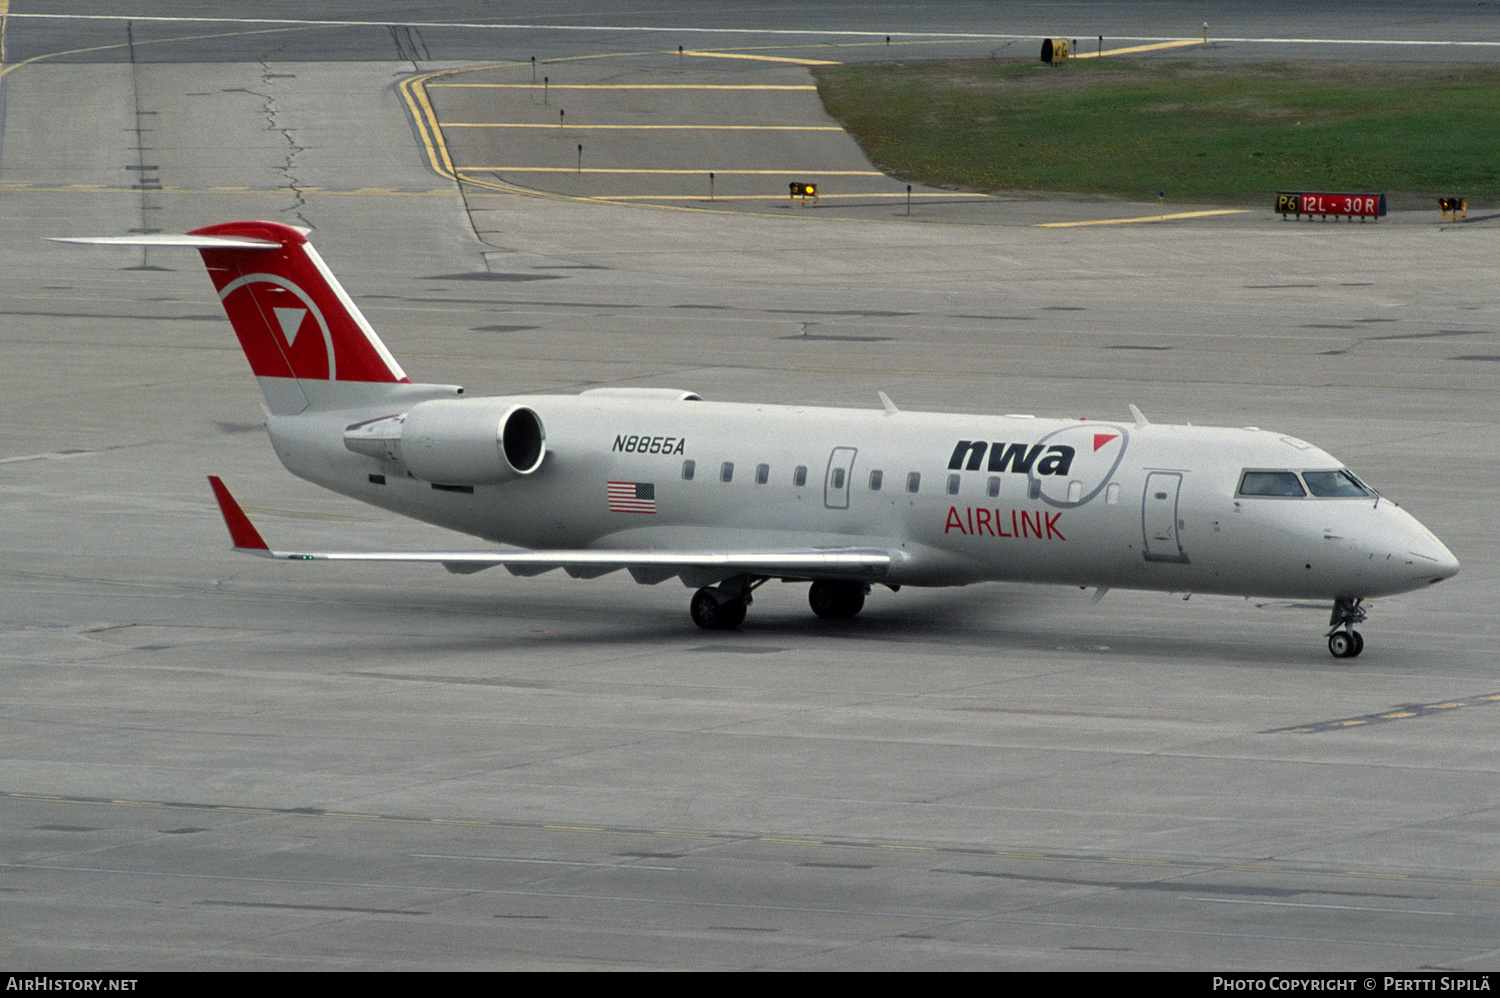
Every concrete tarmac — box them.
[1,2,1497,971]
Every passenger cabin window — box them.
[831,468,845,489]
[1304,470,1370,498]
[947,474,960,496]
[755,463,769,485]
[869,470,883,491]
[987,476,1001,498]
[793,466,807,487]
[907,472,921,494]
[681,459,695,481]
[1239,471,1306,497]
[721,461,734,483]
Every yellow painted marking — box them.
[593,193,989,202]
[1072,38,1203,60]
[1,0,9,67]
[431,84,817,91]
[1332,719,1367,727]
[445,123,842,131]
[468,168,884,176]
[1380,711,1418,719]
[399,71,462,183]
[1480,695,1500,701]
[329,812,382,820]
[759,837,823,845]
[111,799,164,807]
[1431,702,1462,709]
[680,50,839,66]
[0,23,306,82]
[545,824,607,832]
[1038,209,1249,228]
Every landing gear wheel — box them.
[808,580,867,620]
[1326,598,1370,659]
[1328,630,1364,659]
[691,587,747,631]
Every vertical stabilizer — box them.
[55,222,414,415]
[187,222,409,413]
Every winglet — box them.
[207,476,270,552]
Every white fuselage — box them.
[265,386,1457,601]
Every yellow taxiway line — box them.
[1037,209,1250,227]
[430,84,818,90]
[680,49,839,66]
[445,123,842,131]
[599,192,991,201]
[465,168,886,176]
[1072,38,1204,59]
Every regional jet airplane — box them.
[57,221,1459,657]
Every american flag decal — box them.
[607,481,657,514]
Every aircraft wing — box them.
[208,477,892,584]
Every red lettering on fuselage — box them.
[944,507,1065,541]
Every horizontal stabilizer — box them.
[52,234,283,250]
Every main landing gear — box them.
[808,580,867,620]
[1326,597,1368,659]
[688,578,871,630]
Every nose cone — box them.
[1409,531,1460,585]
[1370,506,1459,594]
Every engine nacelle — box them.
[345,400,546,485]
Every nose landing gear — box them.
[1326,598,1368,659]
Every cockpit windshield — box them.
[1303,470,1370,498]
[1238,469,1372,499]
[1239,471,1305,497]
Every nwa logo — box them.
[949,440,1076,476]
[218,273,337,380]
[947,425,1130,508]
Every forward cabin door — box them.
[824,447,857,510]
[1142,472,1189,563]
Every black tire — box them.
[691,588,745,631]
[1328,631,1356,659]
[808,580,866,620]
[1349,630,1365,657]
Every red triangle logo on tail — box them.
[1093,433,1118,452]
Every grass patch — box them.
[813,59,1500,206]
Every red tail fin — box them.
[187,222,409,384]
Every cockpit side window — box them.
[1238,470,1306,497]
[1303,470,1370,498]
